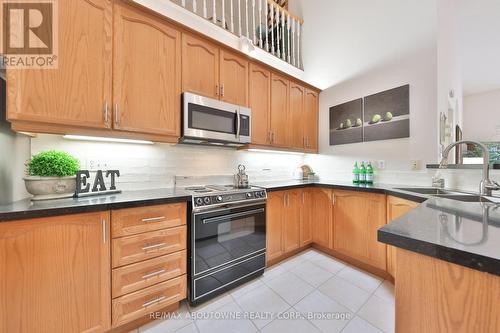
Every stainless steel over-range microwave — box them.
[181,92,251,146]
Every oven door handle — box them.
[201,208,265,224]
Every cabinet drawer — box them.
[112,203,186,238]
[112,275,187,327]
[112,226,186,268]
[112,250,187,298]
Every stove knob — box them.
[255,191,261,198]
[216,195,223,202]
[260,191,266,197]
[195,198,203,206]
[203,197,211,204]
[246,192,252,199]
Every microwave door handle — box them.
[202,208,265,224]
[236,108,241,139]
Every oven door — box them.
[192,203,266,276]
[183,92,250,143]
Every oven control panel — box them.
[193,190,267,207]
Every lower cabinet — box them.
[266,189,307,263]
[333,190,387,270]
[0,212,111,333]
[312,188,333,249]
[300,189,314,246]
[386,196,419,277]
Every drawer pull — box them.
[142,243,167,251]
[142,269,167,280]
[142,295,166,308]
[141,216,166,223]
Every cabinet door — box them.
[182,33,219,99]
[304,89,319,152]
[333,190,387,270]
[0,212,111,333]
[312,188,333,249]
[266,191,285,262]
[220,49,248,106]
[283,189,301,252]
[6,0,112,129]
[113,2,181,137]
[270,73,289,147]
[300,189,313,246]
[386,196,418,277]
[249,63,271,145]
[289,82,305,149]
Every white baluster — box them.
[221,0,225,29]
[245,0,249,38]
[291,18,296,67]
[287,14,291,63]
[202,0,206,18]
[181,0,185,7]
[238,0,242,36]
[264,0,269,51]
[271,4,275,56]
[212,0,216,23]
[297,22,301,68]
[281,8,285,61]
[252,0,256,45]
[193,0,197,13]
[230,0,234,32]
[258,0,263,48]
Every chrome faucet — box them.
[434,140,500,196]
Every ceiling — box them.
[289,0,437,90]
[457,0,500,95]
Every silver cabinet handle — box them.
[114,103,120,126]
[142,269,166,280]
[103,100,109,126]
[142,243,167,251]
[220,83,225,97]
[102,219,106,244]
[216,84,219,96]
[302,192,305,204]
[332,193,336,205]
[271,132,275,144]
[142,295,166,308]
[141,216,166,223]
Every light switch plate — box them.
[410,160,420,171]
[378,160,386,170]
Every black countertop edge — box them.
[426,163,500,169]
[0,195,191,222]
[378,229,500,276]
[259,181,428,203]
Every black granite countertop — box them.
[0,188,191,222]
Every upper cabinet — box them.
[249,63,271,145]
[289,82,305,149]
[219,50,248,106]
[270,73,290,147]
[181,33,220,99]
[113,1,181,137]
[7,0,113,129]
[304,89,319,152]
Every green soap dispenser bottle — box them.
[359,162,367,183]
[366,162,374,184]
[352,162,360,184]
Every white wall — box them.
[304,44,438,184]
[31,135,305,191]
[463,89,500,141]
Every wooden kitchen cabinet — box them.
[182,33,220,99]
[289,82,305,149]
[113,1,181,138]
[300,188,314,246]
[270,73,290,147]
[0,211,111,333]
[219,49,248,106]
[7,0,113,130]
[283,189,301,253]
[312,188,333,249]
[304,89,319,152]
[386,196,418,277]
[249,63,271,145]
[266,191,285,262]
[333,190,387,270]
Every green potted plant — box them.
[24,150,80,200]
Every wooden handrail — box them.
[266,0,303,24]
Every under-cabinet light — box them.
[247,148,305,155]
[63,135,154,145]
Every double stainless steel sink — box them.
[395,187,494,203]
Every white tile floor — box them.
[133,249,395,333]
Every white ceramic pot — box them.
[23,176,76,201]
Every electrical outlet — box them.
[410,160,420,171]
[88,160,108,171]
[377,160,386,170]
